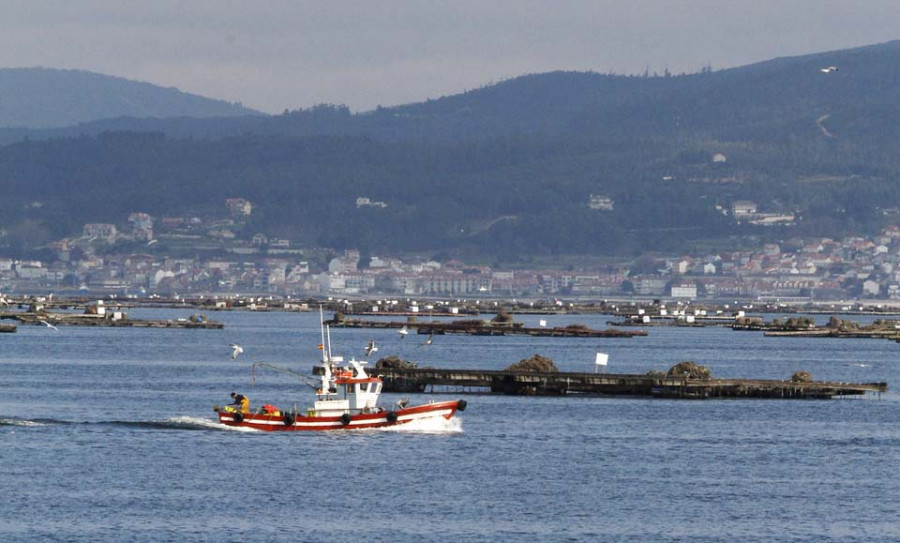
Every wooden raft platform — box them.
[763,329,900,339]
[328,318,647,338]
[1,312,224,329]
[346,367,887,399]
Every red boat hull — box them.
[216,399,465,431]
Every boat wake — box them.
[0,417,48,427]
[382,416,463,434]
[0,415,462,434]
[106,416,259,432]
[155,416,259,432]
[0,416,255,432]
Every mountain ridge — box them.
[4,41,900,258]
[0,67,263,128]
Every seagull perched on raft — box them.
[365,339,378,357]
[230,343,244,360]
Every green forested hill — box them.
[3,42,900,259]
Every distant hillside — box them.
[7,40,900,143]
[0,68,262,128]
[4,42,900,259]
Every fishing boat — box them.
[213,313,466,431]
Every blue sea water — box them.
[2,309,899,542]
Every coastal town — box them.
[2,197,900,301]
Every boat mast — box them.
[318,304,333,393]
[319,305,328,363]
[326,324,333,363]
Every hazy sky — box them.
[2,1,899,113]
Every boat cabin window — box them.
[346,382,381,394]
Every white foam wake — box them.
[384,415,463,434]
[0,418,46,427]
[161,416,260,432]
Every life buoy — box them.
[457,400,467,412]
[233,412,244,423]
[283,414,295,426]
[386,411,398,423]
[340,413,352,426]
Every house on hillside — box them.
[863,279,881,297]
[226,198,252,217]
[633,276,668,296]
[670,283,698,299]
[732,201,757,216]
[83,223,118,243]
[328,250,361,273]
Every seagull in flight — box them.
[230,343,244,360]
[365,339,378,357]
[820,66,838,73]
[39,320,58,331]
[419,334,434,347]
[398,326,409,338]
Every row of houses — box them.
[8,222,900,299]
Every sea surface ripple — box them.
[1,309,898,542]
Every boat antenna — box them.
[319,305,327,363]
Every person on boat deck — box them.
[230,392,250,414]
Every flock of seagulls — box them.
[365,328,434,354]
[220,317,455,368]
[225,330,434,365]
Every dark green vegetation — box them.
[4,41,900,259]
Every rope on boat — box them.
[251,361,319,390]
